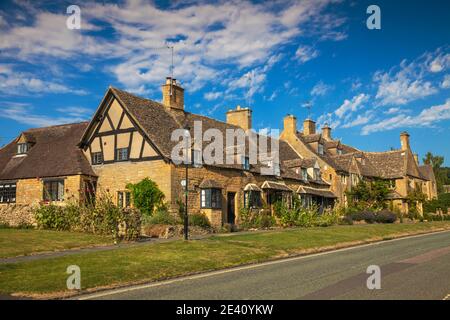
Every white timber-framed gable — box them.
[79,89,164,165]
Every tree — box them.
[423,152,446,194]
[126,178,165,217]
[346,179,390,210]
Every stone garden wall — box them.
[0,204,36,227]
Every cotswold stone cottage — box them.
[0,78,437,227]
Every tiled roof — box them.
[283,158,317,169]
[0,122,95,180]
[198,179,223,189]
[297,186,337,198]
[110,87,301,179]
[330,150,425,180]
[418,164,435,181]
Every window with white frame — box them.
[92,152,103,165]
[17,143,29,154]
[318,143,324,155]
[0,183,16,203]
[314,168,321,180]
[301,168,308,181]
[118,191,131,208]
[200,188,222,209]
[351,174,359,186]
[116,148,129,161]
[244,190,262,208]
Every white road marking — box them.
[76,229,450,300]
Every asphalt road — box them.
[79,230,450,300]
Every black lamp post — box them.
[183,125,190,241]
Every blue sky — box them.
[0,0,449,164]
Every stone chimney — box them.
[162,77,184,110]
[226,105,252,130]
[303,119,316,136]
[322,123,332,140]
[400,131,410,151]
[283,115,297,136]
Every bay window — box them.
[200,188,222,209]
[244,190,262,208]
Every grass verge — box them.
[1,221,450,298]
[0,228,113,259]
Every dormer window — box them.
[314,168,321,180]
[318,143,324,155]
[301,168,308,181]
[17,143,29,154]
[337,149,343,155]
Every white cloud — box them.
[341,114,372,128]
[335,93,369,119]
[361,99,450,135]
[384,107,402,115]
[429,53,450,73]
[204,91,222,101]
[317,112,341,130]
[311,81,333,96]
[1,1,345,96]
[441,74,450,89]
[374,60,437,106]
[295,45,319,64]
[0,103,91,127]
[351,79,362,91]
[0,65,87,95]
[373,49,450,106]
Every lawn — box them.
[1,221,450,298]
[0,228,113,259]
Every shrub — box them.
[239,208,257,229]
[126,178,165,217]
[374,210,397,224]
[33,194,141,241]
[351,210,375,224]
[190,213,211,229]
[424,212,450,221]
[424,193,450,214]
[145,207,179,225]
[120,207,142,241]
[340,215,353,225]
[255,210,276,229]
[35,205,68,230]
[315,209,340,227]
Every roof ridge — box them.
[25,121,89,132]
[362,149,403,155]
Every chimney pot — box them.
[303,119,316,136]
[322,123,332,140]
[162,77,184,110]
[400,131,410,150]
[226,105,252,130]
[282,114,297,136]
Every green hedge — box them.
[34,196,141,241]
[424,193,450,214]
